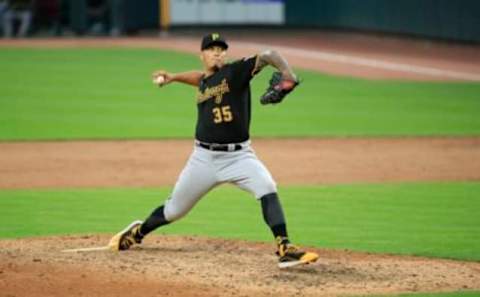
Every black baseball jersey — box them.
[195,56,258,144]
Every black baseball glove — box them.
[260,72,299,105]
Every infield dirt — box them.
[1,235,480,297]
[1,138,480,189]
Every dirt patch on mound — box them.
[1,235,479,297]
[1,138,479,189]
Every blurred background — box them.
[0,0,479,43]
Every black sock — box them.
[260,193,289,242]
[139,205,170,237]
[271,224,288,240]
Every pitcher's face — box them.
[200,46,227,72]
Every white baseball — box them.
[154,75,165,85]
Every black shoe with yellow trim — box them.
[109,220,144,251]
[276,236,319,269]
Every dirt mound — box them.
[1,235,479,297]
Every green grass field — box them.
[1,183,479,261]
[1,47,479,297]
[368,292,480,297]
[1,48,480,140]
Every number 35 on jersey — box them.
[212,105,233,124]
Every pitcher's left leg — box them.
[229,149,277,199]
[226,149,286,238]
[229,149,319,268]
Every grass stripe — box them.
[1,182,479,261]
[1,48,480,140]
[363,291,480,297]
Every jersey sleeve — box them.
[229,55,260,84]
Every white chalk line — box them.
[236,42,480,81]
[62,246,111,253]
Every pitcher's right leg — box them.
[145,147,217,231]
[110,147,217,250]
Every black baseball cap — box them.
[201,33,229,51]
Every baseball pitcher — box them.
[109,33,318,268]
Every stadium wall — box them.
[285,0,480,43]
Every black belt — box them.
[196,141,244,152]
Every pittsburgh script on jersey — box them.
[197,79,230,104]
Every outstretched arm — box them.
[152,70,203,87]
[255,50,297,81]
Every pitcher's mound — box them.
[1,235,479,297]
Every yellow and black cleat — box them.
[108,220,143,251]
[276,237,319,268]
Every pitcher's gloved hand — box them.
[260,72,299,105]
